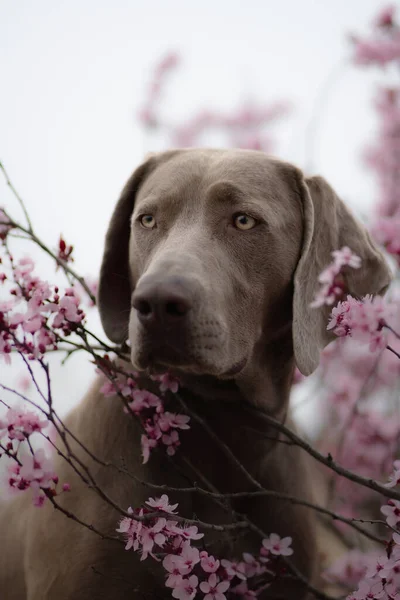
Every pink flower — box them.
[332,247,362,269]
[152,372,180,393]
[19,449,56,489]
[327,294,394,352]
[200,552,220,573]
[199,573,230,600]
[145,494,178,514]
[323,549,378,588]
[375,5,396,28]
[140,517,167,560]
[177,524,204,541]
[242,553,266,578]
[158,412,190,432]
[381,500,400,527]
[52,290,84,328]
[162,429,180,456]
[141,434,157,464]
[163,554,184,588]
[174,542,200,575]
[220,559,247,581]
[116,507,143,551]
[0,407,47,441]
[311,247,360,308]
[385,460,400,488]
[230,581,258,598]
[262,533,293,556]
[171,574,198,600]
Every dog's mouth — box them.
[133,340,247,379]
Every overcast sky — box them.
[0,0,397,418]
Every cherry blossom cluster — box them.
[170,102,290,152]
[116,494,294,599]
[6,448,70,507]
[327,294,398,353]
[138,52,289,153]
[310,246,361,308]
[138,52,180,128]
[351,5,400,67]
[368,86,400,264]
[0,406,47,442]
[322,461,400,597]
[0,251,86,363]
[100,368,188,463]
[0,407,69,506]
[347,530,400,599]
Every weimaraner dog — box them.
[0,149,391,599]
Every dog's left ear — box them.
[293,174,392,376]
[98,157,157,343]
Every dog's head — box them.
[98,149,391,378]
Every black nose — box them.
[132,276,192,327]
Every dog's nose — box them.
[132,276,192,327]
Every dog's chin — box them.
[130,344,247,380]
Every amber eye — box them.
[233,214,257,230]
[140,214,156,229]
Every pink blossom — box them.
[152,372,180,394]
[262,533,293,556]
[385,460,400,488]
[353,36,400,66]
[57,236,74,265]
[160,412,190,431]
[311,247,361,308]
[381,500,400,527]
[141,517,167,560]
[375,5,396,28]
[171,574,198,600]
[163,554,184,588]
[0,407,47,441]
[52,289,85,329]
[372,216,400,263]
[242,553,266,578]
[324,550,378,589]
[200,552,220,573]
[7,448,59,505]
[174,542,200,575]
[162,429,181,456]
[116,507,143,551]
[199,573,230,600]
[327,294,395,352]
[230,581,258,598]
[176,524,204,542]
[145,494,178,514]
[221,559,247,581]
[140,434,158,464]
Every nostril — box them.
[135,299,152,316]
[165,300,190,317]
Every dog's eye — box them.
[140,214,156,229]
[233,214,257,230]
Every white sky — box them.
[0,0,398,417]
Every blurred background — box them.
[0,0,398,418]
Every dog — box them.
[0,149,391,599]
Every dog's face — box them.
[99,149,391,378]
[128,150,302,376]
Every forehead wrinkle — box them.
[205,181,246,207]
